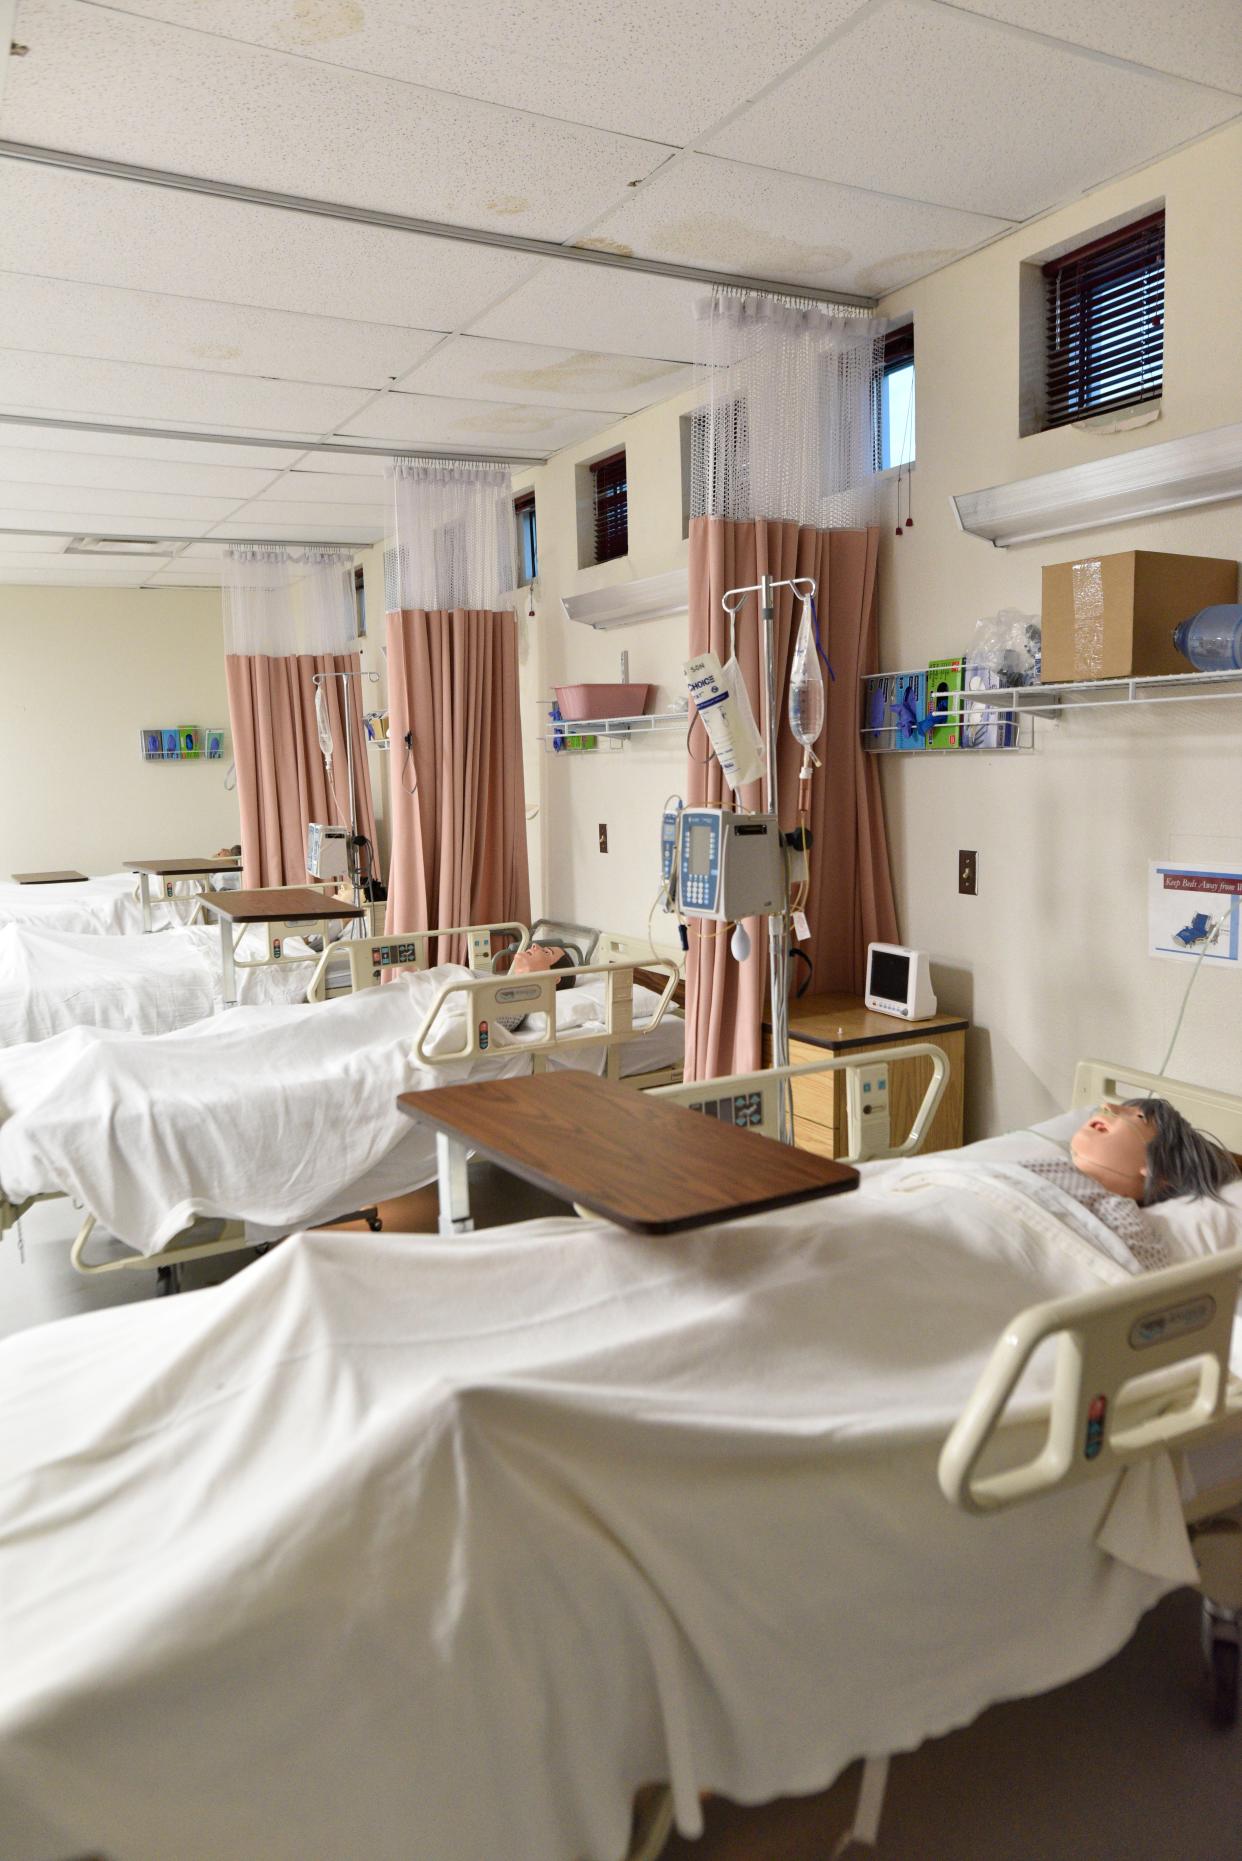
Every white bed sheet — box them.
[0,964,538,1253]
[0,923,316,1046]
[0,1146,1181,1861]
[0,871,181,936]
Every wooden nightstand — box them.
[763,992,967,1160]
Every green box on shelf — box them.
[178,727,201,759]
[926,657,965,749]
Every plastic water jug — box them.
[1172,604,1242,672]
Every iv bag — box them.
[314,685,334,767]
[789,599,825,750]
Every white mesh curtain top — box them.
[691,288,886,529]
[223,546,358,657]
[388,458,516,611]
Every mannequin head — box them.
[1071,1098,1240,1205]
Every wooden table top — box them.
[397,1070,858,1234]
[770,991,968,1053]
[12,870,89,885]
[127,856,240,875]
[196,885,366,923]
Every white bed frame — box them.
[306,919,531,1001]
[0,932,683,1284]
[936,1059,1242,1782]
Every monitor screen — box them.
[869,948,910,1004]
[688,823,713,875]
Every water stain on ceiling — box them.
[280,0,366,46]
[647,215,851,284]
[854,248,962,294]
[481,351,672,396]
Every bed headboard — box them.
[1073,1059,1242,1163]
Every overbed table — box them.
[12,870,89,884]
[127,856,241,932]
[398,1069,859,1237]
[195,884,367,1006]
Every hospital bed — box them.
[0,869,175,937]
[3,1058,1240,1861]
[0,946,681,1287]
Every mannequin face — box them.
[1070,1102,1154,1202]
[511,944,566,976]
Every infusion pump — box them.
[675,807,785,921]
[306,822,350,881]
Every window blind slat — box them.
[591,451,628,563]
[1042,211,1163,428]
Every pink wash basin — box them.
[554,683,652,721]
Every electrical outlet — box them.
[598,823,608,853]
[959,849,977,895]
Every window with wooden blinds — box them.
[590,450,628,563]
[1042,211,1164,430]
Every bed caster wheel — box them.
[1210,1637,1240,1729]
[365,1209,383,1233]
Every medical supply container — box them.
[1172,604,1242,672]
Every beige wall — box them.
[513,386,701,941]
[875,119,1242,1134]
[0,583,242,875]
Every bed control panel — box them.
[847,1062,891,1159]
[686,1090,764,1129]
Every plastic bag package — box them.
[965,608,1041,685]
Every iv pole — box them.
[718,571,818,1146]
[312,665,379,918]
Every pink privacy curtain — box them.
[385,607,530,956]
[684,515,898,1082]
[225,650,380,889]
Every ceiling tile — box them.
[581,152,1014,296]
[403,335,694,414]
[255,469,389,506]
[0,559,170,582]
[0,274,447,388]
[0,480,240,519]
[472,263,705,363]
[0,533,71,553]
[294,448,398,476]
[209,519,375,542]
[336,392,614,452]
[84,0,874,143]
[6,0,675,239]
[0,164,537,329]
[226,496,386,529]
[0,506,211,535]
[0,350,367,434]
[0,442,280,499]
[703,1,1242,220]
[0,422,305,469]
[953,1,1242,97]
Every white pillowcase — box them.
[1145,1182,1242,1262]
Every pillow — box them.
[1145,1182,1242,1262]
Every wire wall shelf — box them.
[536,709,687,754]
[861,666,1242,753]
[139,727,227,762]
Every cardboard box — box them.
[1041,550,1237,683]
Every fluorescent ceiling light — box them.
[953,421,1242,548]
[65,536,169,557]
[562,569,688,630]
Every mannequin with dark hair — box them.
[1072,1099,1240,1205]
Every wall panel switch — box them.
[598,823,608,853]
[959,850,977,895]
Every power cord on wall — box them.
[1152,910,1227,1083]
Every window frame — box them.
[513,488,538,584]
[589,449,628,565]
[875,323,915,473]
[1040,209,1164,431]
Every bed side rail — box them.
[529,917,602,965]
[939,1246,1242,1517]
[307,921,531,1002]
[1073,1058,1242,1161]
[650,1044,948,1161]
[412,959,679,1066]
